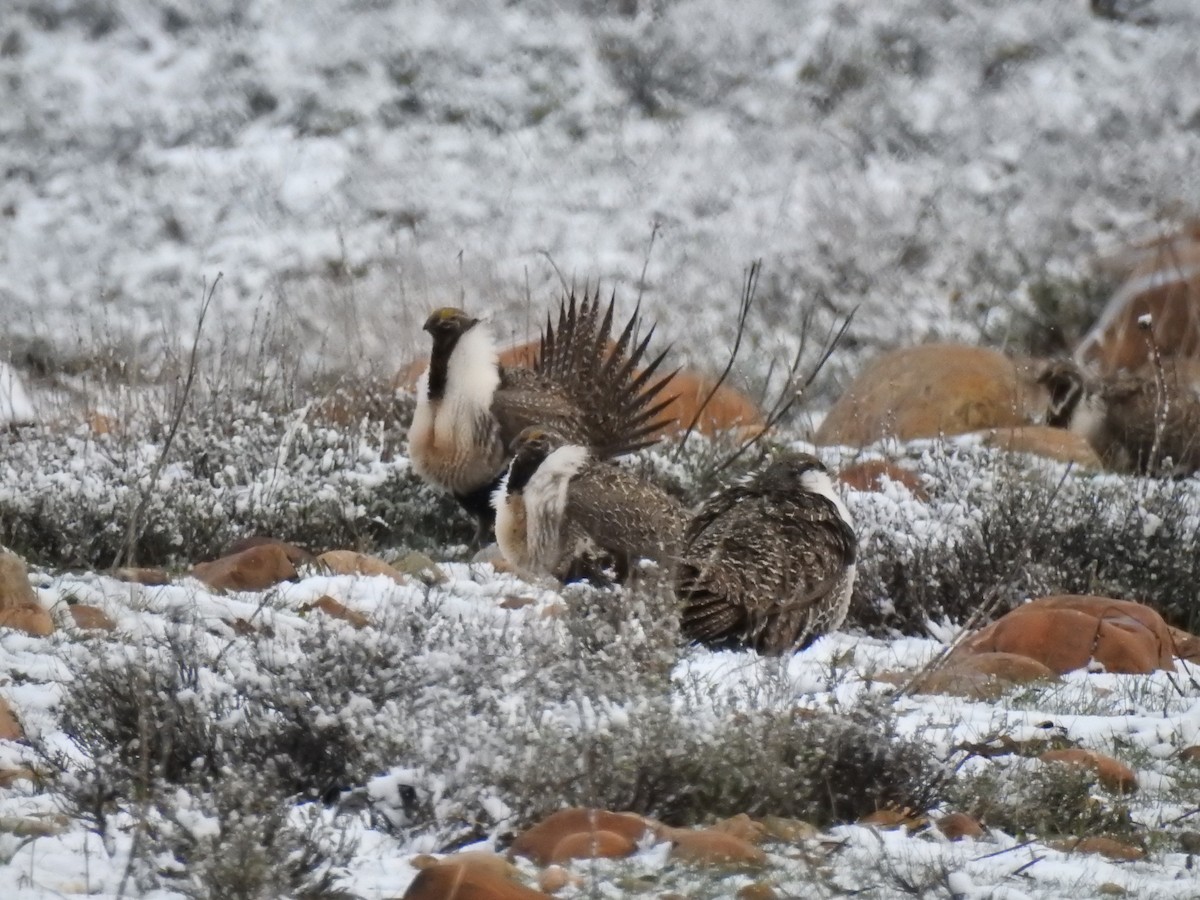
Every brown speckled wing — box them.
[677,485,855,654]
[563,463,689,566]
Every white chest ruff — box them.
[407,326,504,493]
[522,445,591,576]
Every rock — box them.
[412,850,521,881]
[1039,749,1138,793]
[882,652,1057,701]
[227,536,315,566]
[509,808,655,866]
[1097,883,1128,897]
[0,768,36,788]
[191,544,298,592]
[536,866,582,894]
[1050,836,1146,861]
[936,812,985,841]
[956,595,1175,674]
[655,369,766,437]
[318,550,407,584]
[549,829,637,863]
[666,827,768,866]
[709,813,768,844]
[301,595,369,629]
[400,864,548,899]
[1179,746,1200,762]
[978,425,1104,469]
[1179,831,1200,854]
[857,809,926,831]
[836,460,929,500]
[0,815,69,838]
[111,566,172,586]
[67,604,116,631]
[0,696,21,741]
[0,552,54,637]
[814,344,1042,447]
[86,411,120,436]
[394,552,448,585]
[759,816,819,843]
[1076,224,1200,376]
[1168,626,1200,664]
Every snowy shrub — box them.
[0,389,473,568]
[950,758,1136,839]
[848,444,1200,635]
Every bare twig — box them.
[635,220,661,308]
[113,274,220,568]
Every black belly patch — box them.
[454,472,505,532]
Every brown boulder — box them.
[1050,836,1146,861]
[0,696,21,741]
[836,460,929,500]
[1179,746,1200,762]
[0,552,54,637]
[666,828,768,866]
[709,813,768,844]
[191,544,298,592]
[410,850,521,881]
[509,808,654,866]
[957,595,1175,674]
[1039,749,1138,794]
[67,605,116,632]
[536,866,582,894]
[226,536,315,566]
[318,550,407,584]
[1168,626,1200,664]
[400,865,547,900]
[815,344,1042,447]
[978,425,1104,469]
[880,652,1057,701]
[110,566,172,586]
[936,812,985,841]
[301,596,370,629]
[549,829,637,863]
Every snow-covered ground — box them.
[1,563,1197,898]
[3,0,1200,382]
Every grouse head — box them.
[1037,359,1087,428]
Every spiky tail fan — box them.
[536,288,678,458]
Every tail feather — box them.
[679,584,745,644]
[534,287,676,458]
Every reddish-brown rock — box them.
[0,767,36,788]
[226,536,315,566]
[1168,626,1200,664]
[1039,749,1138,794]
[709,813,768,844]
[191,544,298,592]
[0,696,22,741]
[400,865,548,899]
[1179,746,1200,762]
[549,829,637,864]
[1050,836,1146,861]
[410,850,521,881]
[536,866,582,894]
[836,460,929,500]
[815,345,1042,447]
[509,808,654,866]
[936,812,985,841]
[301,596,370,629]
[1076,224,1200,376]
[978,425,1104,469]
[67,605,116,631]
[736,884,779,900]
[318,550,407,584]
[666,828,768,866]
[0,552,54,637]
[111,566,172,586]
[957,595,1175,674]
[882,652,1057,701]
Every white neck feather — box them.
[1066,392,1105,444]
[524,444,591,572]
[801,468,854,528]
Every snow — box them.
[0,559,1196,898]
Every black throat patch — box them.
[505,447,551,495]
[425,331,463,401]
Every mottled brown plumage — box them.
[675,453,857,655]
[1038,358,1200,474]
[407,291,676,540]
[494,427,688,582]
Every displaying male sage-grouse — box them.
[407,291,676,541]
[1038,358,1200,475]
[675,452,858,655]
[493,425,688,582]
